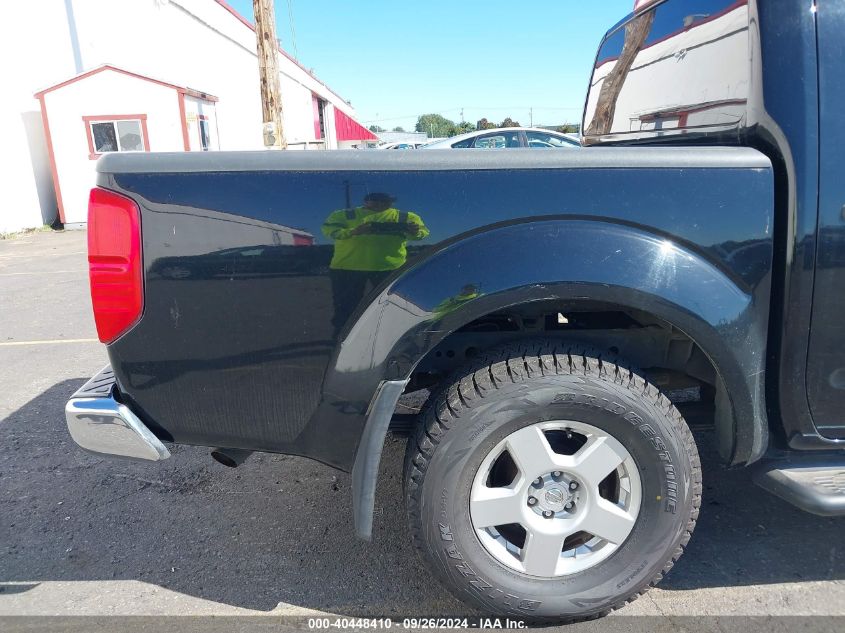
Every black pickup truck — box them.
[66,0,844,621]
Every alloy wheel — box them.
[470,420,642,577]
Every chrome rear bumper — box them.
[65,366,170,461]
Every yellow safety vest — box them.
[433,291,481,318]
[321,206,429,271]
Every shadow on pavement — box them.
[0,381,842,613]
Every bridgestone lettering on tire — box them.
[403,341,702,621]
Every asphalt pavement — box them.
[1,231,843,631]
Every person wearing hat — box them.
[321,192,429,334]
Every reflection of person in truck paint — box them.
[432,284,482,319]
[321,192,429,334]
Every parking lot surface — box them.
[1,231,843,629]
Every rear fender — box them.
[342,219,770,537]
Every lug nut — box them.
[542,510,554,518]
[527,496,537,506]
[533,477,542,486]
[565,501,574,510]
[569,481,579,491]
[552,471,562,478]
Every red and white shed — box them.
[35,65,219,226]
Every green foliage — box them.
[368,124,386,133]
[453,121,475,135]
[392,126,406,133]
[476,117,524,129]
[556,123,581,134]
[415,113,551,137]
[415,113,457,137]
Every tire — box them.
[403,341,701,622]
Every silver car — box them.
[422,127,580,149]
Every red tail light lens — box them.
[88,188,143,343]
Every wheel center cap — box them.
[544,487,569,510]
[528,472,581,517]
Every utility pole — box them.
[529,107,533,127]
[253,0,286,149]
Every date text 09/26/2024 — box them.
[306,617,527,629]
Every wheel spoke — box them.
[470,419,643,578]
[470,487,524,528]
[573,435,626,487]
[521,527,566,576]
[581,498,637,544]
[505,425,562,476]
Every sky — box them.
[226,0,634,132]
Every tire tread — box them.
[403,340,702,621]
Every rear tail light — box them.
[87,188,143,344]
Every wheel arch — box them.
[345,218,770,538]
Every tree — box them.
[476,118,496,130]
[499,117,521,128]
[556,123,580,134]
[392,126,406,133]
[368,124,385,133]
[452,121,475,136]
[415,113,456,138]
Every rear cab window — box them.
[582,0,751,144]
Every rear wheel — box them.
[403,342,701,621]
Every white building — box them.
[1,0,375,232]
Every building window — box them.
[83,114,149,159]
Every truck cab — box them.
[584,0,845,500]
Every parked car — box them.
[421,127,580,149]
[377,142,425,150]
[66,0,844,622]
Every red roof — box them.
[335,109,378,142]
[34,64,218,101]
